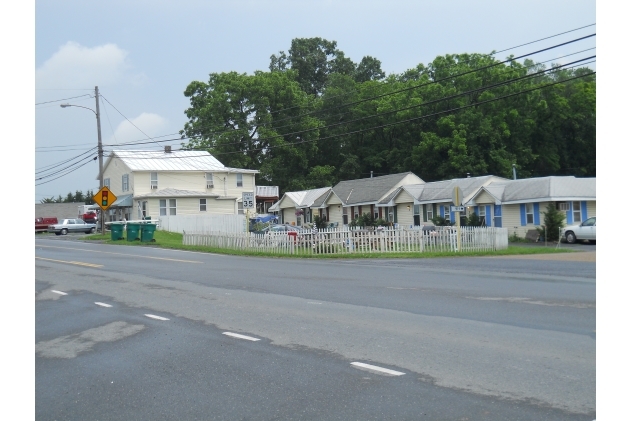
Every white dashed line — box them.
[351,362,405,376]
[51,290,67,295]
[144,314,170,321]
[222,332,260,341]
[95,302,112,308]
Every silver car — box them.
[562,216,596,244]
[47,218,97,235]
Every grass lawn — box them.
[84,230,576,259]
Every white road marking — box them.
[351,362,405,376]
[222,332,260,341]
[95,302,112,308]
[51,290,67,295]
[144,314,170,321]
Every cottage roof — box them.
[332,172,422,205]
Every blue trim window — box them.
[572,201,582,223]
[525,203,534,224]
[478,206,486,225]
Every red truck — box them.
[35,217,58,233]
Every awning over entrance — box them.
[111,194,133,207]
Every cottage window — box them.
[444,206,450,223]
[413,204,421,226]
[169,199,177,215]
[103,178,110,188]
[342,207,348,225]
[526,203,534,224]
[206,173,214,188]
[199,199,207,212]
[479,206,486,226]
[572,201,582,223]
[427,206,433,222]
[159,199,167,216]
[236,173,243,187]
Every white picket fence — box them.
[159,214,246,234]
[183,226,508,255]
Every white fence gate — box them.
[159,214,246,234]
[183,227,508,255]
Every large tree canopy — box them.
[182,38,596,195]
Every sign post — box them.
[242,192,255,237]
[452,187,463,252]
[92,186,117,234]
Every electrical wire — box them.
[182,34,595,140]
[36,147,97,173]
[36,155,97,180]
[35,157,97,186]
[182,57,595,153]
[99,94,165,149]
[35,94,92,106]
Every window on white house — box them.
[150,172,158,189]
[206,173,214,188]
[479,206,486,225]
[237,200,244,215]
[526,203,534,224]
[159,199,167,216]
[572,201,581,223]
[388,206,395,222]
[427,206,434,222]
[199,199,207,211]
[169,199,177,215]
[342,207,348,225]
[122,174,129,191]
[236,173,243,187]
[104,178,110,188]
[413,204,421,226]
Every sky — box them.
[33,0,597,203]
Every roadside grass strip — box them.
[51,290,67,295]
[95,302,112,308]
[144,314,170,321]
[222,332,261,341]
[351,362,405,376]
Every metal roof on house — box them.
[134,188,220,199]
[285,187,331,208]
[256,186,279,198]
[101,150,258,176]
[332,172,421,206]
[475,176,596,204]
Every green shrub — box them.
[536,203,566,242]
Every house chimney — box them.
[165,145,172,153]
[370,171,373,178]
[512,164,517,180]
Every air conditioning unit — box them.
[207,184,214,189]
[557,202,569,211]
[151,185,158,189]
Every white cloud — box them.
[36,42,144,89]
[107,113,168,145]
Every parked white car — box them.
[47,218,97,235]
[562,216,596,244]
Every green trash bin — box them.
[126,223,141,241]
[110,223,125,241]
[140,223,157,242]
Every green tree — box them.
[536,203,566,241]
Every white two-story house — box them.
[98,148,258,221]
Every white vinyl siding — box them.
[396,204,414,227]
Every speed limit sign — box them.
[242,192,255,209]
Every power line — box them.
[35,157,97,186]
[35,94,92,106]
[99,94,164,149]
[182,57,595,154]
[183,34,595,141]
[36,155,97,180]
[256,24,596,117]
[36,147,97,173]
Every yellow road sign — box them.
[93,186,117,211]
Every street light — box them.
[60,86,105,234]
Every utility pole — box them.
[95,86,105,234]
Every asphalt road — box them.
[35,236,596,420]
